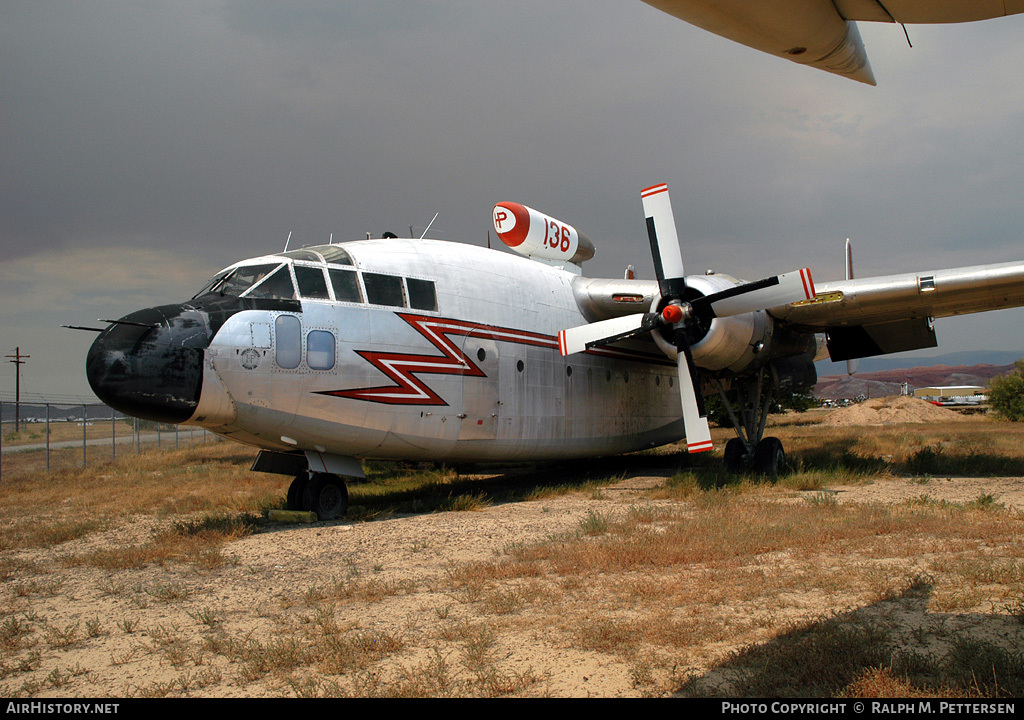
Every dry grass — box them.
[1,413,1023,697]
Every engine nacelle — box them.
[650,274,775,373]
[493,202,596,265]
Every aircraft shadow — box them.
[348,450,701,516]
[673,579,1024,698]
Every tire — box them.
[724,438,748,473]
[286,473,309,511]
[302,473,349,520]
[754,437,786,476]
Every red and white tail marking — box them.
[799,267,816,300]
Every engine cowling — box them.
[650,274,775,373]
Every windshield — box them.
[195,263,287,298]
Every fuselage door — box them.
[459,333,500,441]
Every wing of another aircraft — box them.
[642,0,1024,84]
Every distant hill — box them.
[815,362,1018,400]
[816,350,1024,375]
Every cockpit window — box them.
[206,264,280,297]
[277,245,354,266]
[193,269,231,298]
[294,265,330,300]
[329,268,362,303]
[280,249,323,263]
[317,246,353,265]
[363,272,406,308]
[407,278,438,312]
[244,265,296,300]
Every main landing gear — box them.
[287,471,349,520]
[715,367,787,476]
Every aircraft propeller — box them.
[558,183,816,454]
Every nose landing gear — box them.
[287,472,349,520]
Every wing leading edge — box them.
[770,260,1024,361]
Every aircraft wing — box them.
[641,0,1024,85]
[769,260,1024,361]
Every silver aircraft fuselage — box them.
[92,238,685,463]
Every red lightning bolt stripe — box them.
[321,313,676,406]
[319,314,557,406]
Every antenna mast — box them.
[419,213,438,240]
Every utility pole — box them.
[5,347,29,433]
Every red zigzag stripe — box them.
[319,314,557,406]
[319,313,675,406]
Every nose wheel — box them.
[287,472,349,520]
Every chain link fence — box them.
[1,399,217,481]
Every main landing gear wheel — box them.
[714,365,801,477]
[754,437,786,476]
[723,438,749,474]
[302,473,349,521]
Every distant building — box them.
[913,386,987,405]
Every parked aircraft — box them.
[642,0,1024,84]
[85,185,1024,519]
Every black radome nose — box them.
[86,303,212,424]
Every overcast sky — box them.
[3,1,1023,400]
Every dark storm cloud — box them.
[2,2,1023,395]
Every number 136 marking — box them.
[544,220,571,253]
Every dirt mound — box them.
[821,395,972,427]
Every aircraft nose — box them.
[86,303,212,424]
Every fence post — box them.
[83,404,87,468]
[45,403,50,472]
[112,408,116,460]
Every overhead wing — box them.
[770,260,1024,361]
[641,0,1024,85]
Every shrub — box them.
[988,360,1024,421]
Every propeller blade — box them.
[692,268,815,319]
[641,184,686,297]
[558,313,655,356]
[676,349,713,453]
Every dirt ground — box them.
[3,457,1023,698]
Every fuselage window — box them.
[294,265,330,300]
[245,266,296,300]
[363,272,406,308]
[306,330,336,371]
[329,268,362,303]
[275,315,302,369]
[406,278,438,312]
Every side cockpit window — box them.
[294,265,330,300]
[329,268,362,303]
[363,272,405,308]
[406,278,437,312]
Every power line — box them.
[5,348,30,432]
